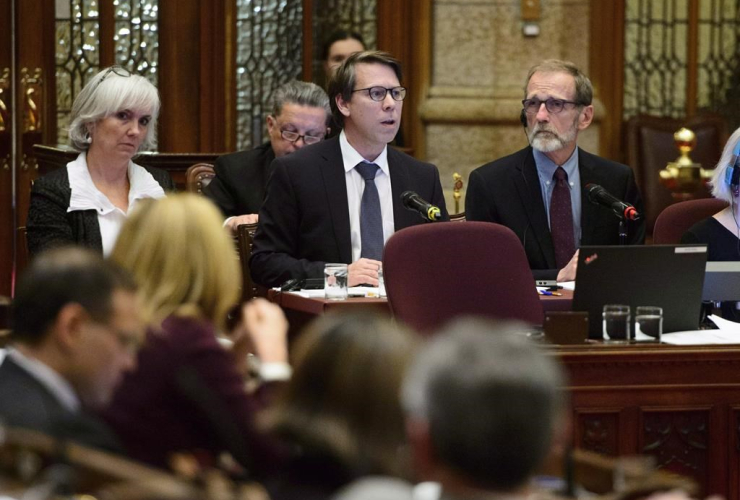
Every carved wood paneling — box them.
[575,411,620,456]
[641,409,709,488]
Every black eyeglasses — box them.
[522,98,582,115]
[94,65,132,90]
[280,130,324,145]
[352,86,407,102]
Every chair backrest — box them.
[653,198,729,244]
[383,221,543,334]
[235,222,264,301]
[185,163,215,193]
[626,113,727,235]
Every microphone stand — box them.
[619,220,627,246]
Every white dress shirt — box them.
[67,152,166,255]
[339,131,395,262]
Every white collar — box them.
[7,348,80,412]
[68,151,165,214]
[339,130,390,176]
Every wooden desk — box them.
[557,343,740,499]
[269,289,573,336]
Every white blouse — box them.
[67,152,166,255]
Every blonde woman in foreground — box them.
[101,193,289,476]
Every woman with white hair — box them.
[27,66,174,256]
[682,126,740,321]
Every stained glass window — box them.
[623,0,689,120]
[55,0,100,145]
[55,0,158,146]
[235,0,304,150]
[311,0,376,88]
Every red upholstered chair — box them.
[382,221,543,334]
[652,198,728,244]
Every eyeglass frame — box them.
[279,129,324,145]
[352,86,407,102]
[95,65,132,90]
[521,97,584,115]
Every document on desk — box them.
[287,287,383,298]
[661,315,740,345]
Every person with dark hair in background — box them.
[321,30,366,82]
[466,59,644,282]
[0,247,143,452]
[261,313,417,500]
[682,126,740,322]
[250,50,448,289]
[27,66,174,257]
[204,80,331,233]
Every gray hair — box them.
[271,80,331,124]
[401,317,565,491]
[710,126,740,202]
[524,59,593,106]
[68,66,160,152]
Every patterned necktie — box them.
[355,162,384,260]
[550,167,576,269]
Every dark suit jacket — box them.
[0,356,122,452]
[466,146,645,280]
[250,136,449,288]
[27,163,175,256]
[203,142,275,217]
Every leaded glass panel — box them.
[55,0,100,145]
[55,0,159,147]
[698,0,740,130]
[311,0,376,88]
[623,0,689,120]
[235,0,303,150]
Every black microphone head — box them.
[401,191,416,207]
[584,183,602,203]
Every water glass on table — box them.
[635,306,663,342]
[602,304,631,342]
[324,263,348,300]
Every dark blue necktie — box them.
[355,162,384,260]
[550,167,576,269]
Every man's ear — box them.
[52,303,89,352]
[266,114,277,134]
[335,93,351,118]
[578,104,594,130]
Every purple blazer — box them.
[100,315,283,476]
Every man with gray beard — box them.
[466,59,644,281]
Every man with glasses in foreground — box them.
[204,80,331,233]
[251,51,448,288]
[466,59,644,281]
[0,247,143,452]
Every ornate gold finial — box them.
[659,126,713,198]
[452,173,463,214]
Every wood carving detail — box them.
[578,413,618,456]
[642,411,708,486]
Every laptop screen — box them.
[572,245,708,339]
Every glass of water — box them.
[635,306,663,342]
[324,263,348,300]
[602,304,631,342]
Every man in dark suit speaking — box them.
[250,51,448,288]
[466,60,644,281]
[0,247,143,452]
[204,80,331,233]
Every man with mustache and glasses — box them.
[466,60,644,281]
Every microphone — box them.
[585,183,640,221]
[401,191,442,222]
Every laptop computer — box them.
[703,262,740,301]
[572,245,708,339]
